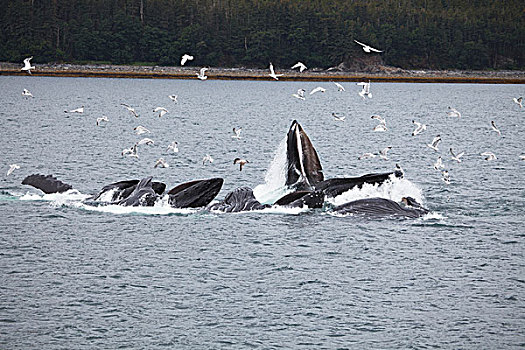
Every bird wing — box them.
[269,63,275,75]
[368,47,383,53]
[354,40,366,47]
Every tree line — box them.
[0,0,523,70]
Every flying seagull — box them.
[450,148,464,163]
[371,115,386,125]
[122,144,138,158]
[433,156,444,170]
[232,127,242,139]
[427,135,441,151]
[291,62,307,72]
[234,158,249,171]
[357,81,372,99]
[121,103,138,117]
[379,146,392,160]
[442,170,451,184]
[412,120,427,136]
[310,87,326,95]
[154,158,169,168]
[21,56,35,74]
[22,89,33,97]
[490,120,501,136]
[137,138,154,146]
[481,151,497,161]
[269,63,283,80]
[167,141,179,153]
[354,40,382,53]
[513,96,523,108]
[134,125,150,135]
[358,153,376,160]
[202,154,214,165]
[197,67,208,80]
[292,88,306,100]
[153,107,168,118]
[181,54,194,66]
[7,164,20,176]
[96,116,108,126]
[64,106,84,113]
[332,113,345,122]
[334,82,345,91]
[168,95,178,103]
[373,124,387,132]
[447,107,461,118]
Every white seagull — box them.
[7,164,20,176]
[22,89,33,97]
[519,155,525,161]
[197,67,208,80]
[96,116,108,126]
[233,158,249,171]
[269,63,283,80]
[447,106,461,118]
[379,146,392,160]
[333,82,345,91]
[232,127,242,139]
[122,144,138,158]
[491,121,501,136]
[154,158,169,168]
[181,54,194,66]
[371,115,386,125]
[481,151,497,161]
[64,106,84,113]
[373,124,387,132]
[513,96,523,108]
[310,86,326,95]
[450,148,464,163]
[169,95,178,103]
[358,153,376,160]
[137,138,154,146]
[167,141,179,153]
[427,135,441,151]
[354,40,382,53]
[291,62,307,72]
[332,113,346,122]
[292,88,306,100]
[134,125,150,135]
[412,120,427,136]
[21,56,35,74]
[357,81,372,99]
[202,154,214,165]
[153,107,168,118]
[121,103,138,117]
[433,156,444,170]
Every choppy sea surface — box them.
[1,76,524,349]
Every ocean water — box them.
[1,76,524,349]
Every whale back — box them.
[286,120,323,190]
[22,174,73,194]
[333,197,426,218]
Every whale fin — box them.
[21,174,73,194]
[286,120,323,190]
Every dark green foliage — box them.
[0,0,522,70]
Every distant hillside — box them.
[0,0,523,70]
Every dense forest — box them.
[0,0,523,70]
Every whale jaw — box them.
[285,120,323,190]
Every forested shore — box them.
[1,0,523,71]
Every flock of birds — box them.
[7,42,525,186]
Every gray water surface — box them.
[1,76,524,349]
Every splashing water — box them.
[327,175,424,207]
[253,136,292,204]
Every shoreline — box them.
[1,62,524,83]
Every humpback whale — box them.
[22,174,223,208]
[286,120,324,190]
[332,197,428,218]
[208,187,270,212]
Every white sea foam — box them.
[94,188,119,202]
[19,189,91,202]
[327,175,424,207]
